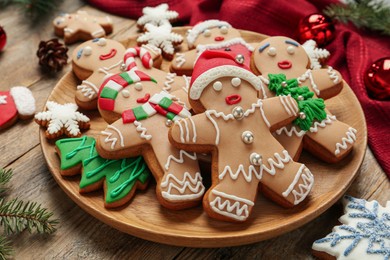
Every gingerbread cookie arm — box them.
[75,70,105,109]
[169,49,198,76]
[169,113,217,151]
[303,68,343,100]
[95,15,113,35]
[261,96,299,131]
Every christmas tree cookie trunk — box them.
[55,136,150,208]
[251,36,357,163]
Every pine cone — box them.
[37,38,68,73]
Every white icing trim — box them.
[164,150,197,170]
[335,127,357,155]
[92,29,105,37]
[196,37,254,57]
[182,75,190,93]
[0,95,6,105]
[100,60,123,73]
[64,28,74,34]
[174,117,197,143]
[282,165,314,205]
[101,125,125,149]
[175,53,186,68]
[279,95,298,116]
[9,86,35,116]
[77,80,98,99]
[209,189,253,221]
[297,69,320,96]
[327,66,340,84]
[161,172,204,201]
[275,126,306,137]
[133,120,152,140]
[186,20,232,48]
[164,72,176,91]
[190,65,262,100]
[309,114,337,133]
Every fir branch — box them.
[0,169,12,194]
[0,198,59,235]
[0,0,63,20]
[0,235,13,260]
[324,0,390,36]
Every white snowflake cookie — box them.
[137,3,179,29]
[35,101,90,139]
[312,195,390,260]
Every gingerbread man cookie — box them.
[95,60,204,210]
[53,11,113,44]
[168,50,314,222]
[170,20,254,76]
[137,3,179,30]
[0,86,35,130]
[251,36,357,163]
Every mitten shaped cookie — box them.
[72,39,163,110]
[169,50,314,222]
[53,11,113,44]
[95,63,204,210]
[170,20,254,76]
[0,86,35,130]
[251,36,357,163]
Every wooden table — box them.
[0,1,389,258]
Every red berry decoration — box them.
[364,57,390,100]
[298,13,335,47]
[0,25,6,52]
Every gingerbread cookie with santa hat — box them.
[168,49,314,222]
[95,57,204,210]
[0,86,35,130]
[251,36,357,163]
[170,19,255,76]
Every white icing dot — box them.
[220,26,228,34]
[83,46,92,56]
[203,29,211,37]
[287,46,295,54]
[134,82,143,91]
[231,77,241,87]
[268,47,276,56]
[121,89,130,98]
[97,38,107,46]
[213,81,222,91]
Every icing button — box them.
[250,153,262,166]
[120,63,127,71]
[281,81,288,87]
[232,106,244,120]
[297,95,304,101]
[299,112,306,119]
[242,131,254,144]
[165,119,173,127]
[235,54,245,64]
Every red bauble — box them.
[298,13,335,47]
[364,57,390,100]
[0,25,6,52]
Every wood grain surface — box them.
[0,1,389,258]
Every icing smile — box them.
[214,36,224,41]
[99,49,117,60]
[225,94,242,105]
[278,60,292,69]
[137,93,151,103]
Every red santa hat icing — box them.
[190,49,262,100]
[186,20,232,49]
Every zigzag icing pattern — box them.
[309,114,337,133]
[218,150,292,182]
[327,66,340,84]
[134,120,152,140]
[161,172,204,200]
[101,125,124,149]
[175,53,186,68]
[282,165,314,205]
[77,80,98,99]
[163,72,176,92]
[209,190,254,221]
[297,69,320,96]
[335,127,357,155]
[276,126,306,137]
[164,150,197,170]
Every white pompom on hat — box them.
[9,86,36,117]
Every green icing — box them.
[56,136,150,205]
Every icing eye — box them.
[134,82,143,91]
[213,81,222,91]
[203,29,211,37]
[83,46,92,56]
[97,38,107,46]
[220,26,228,34]
[287,46,295,54]
[231,77,241,87]
[121,89,130,98]
[267,47,276,56]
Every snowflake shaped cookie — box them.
[137,3,179,29]
[137,21,183,60]
[0,95,7,105]
[35,101,90,139]
[312,195,390,259]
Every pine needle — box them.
[0,0,63,20]
[0,235,13,260]
[324,0,390,36]
[0,169,12,194]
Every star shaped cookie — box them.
[35,101,90,139]
[53,10,113,44]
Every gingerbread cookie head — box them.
[72,38,126,79]
[53,13,70,31]
[251,36,309,77]
[186,20,241,49]
[189,50,265,114]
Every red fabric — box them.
[87,0,390,177]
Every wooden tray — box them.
[40,28,367,248]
